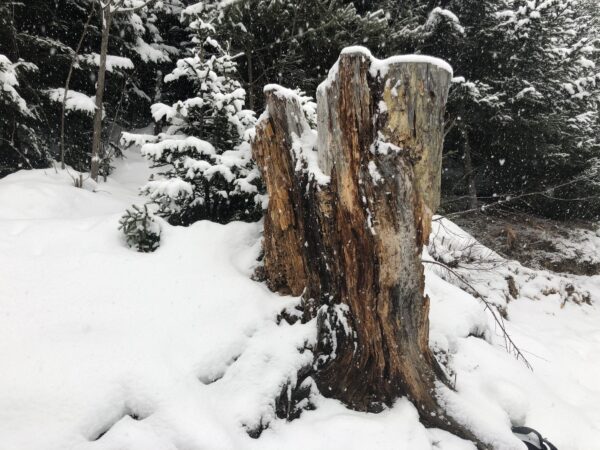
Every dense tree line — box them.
[1,0,598,220]
[0,0,183,176]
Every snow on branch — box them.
[45,88,97,116]
[426,7,465,35]
[0,55,31,116]
[77,53,134,73]
[141,136,216,161]
[120,132,159,148]
[135,37,171,63]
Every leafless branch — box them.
[436,174,596,221]
[423,259,533,370]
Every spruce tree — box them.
[216,0,390,110]
[4,0,103,172]
[489,0,600,217]
[0,4,48,177]
[124,9,262,225]
[369,0,600,218]
[0,0,183,176]
[0,52,46,176]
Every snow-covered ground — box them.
[1,148,599,450]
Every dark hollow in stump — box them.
[253,48,484,446]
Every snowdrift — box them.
[0,150,599,450]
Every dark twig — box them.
[437,174,596,221]
[423,259,533,370]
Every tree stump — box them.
[253,47,483,446]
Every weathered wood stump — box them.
[252,87,313,296]
[253,47,482,446]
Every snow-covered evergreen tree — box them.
[369,0,600,218]
[124,10,262,225]
[0,52,47,177]
[0,4,48,176]
[119,203,162,252]
[489,0,600,216]
[217,0,390,110]
[0,0,183,176]
[462,0,600,217]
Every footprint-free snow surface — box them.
[1,148,599,450]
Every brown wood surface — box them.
[252,49,486,447]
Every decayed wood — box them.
[312,48,450,414]
[252,86,311,296]
[252,48,484,446]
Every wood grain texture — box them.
[252,87,311,296]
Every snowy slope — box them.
[0,148,599,450]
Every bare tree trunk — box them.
[153,70,163,135]
[246,48,255,111]
[90,6,112,182]
[60,3,95,170]
[462,127,478,210]
[253,49,486,447]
